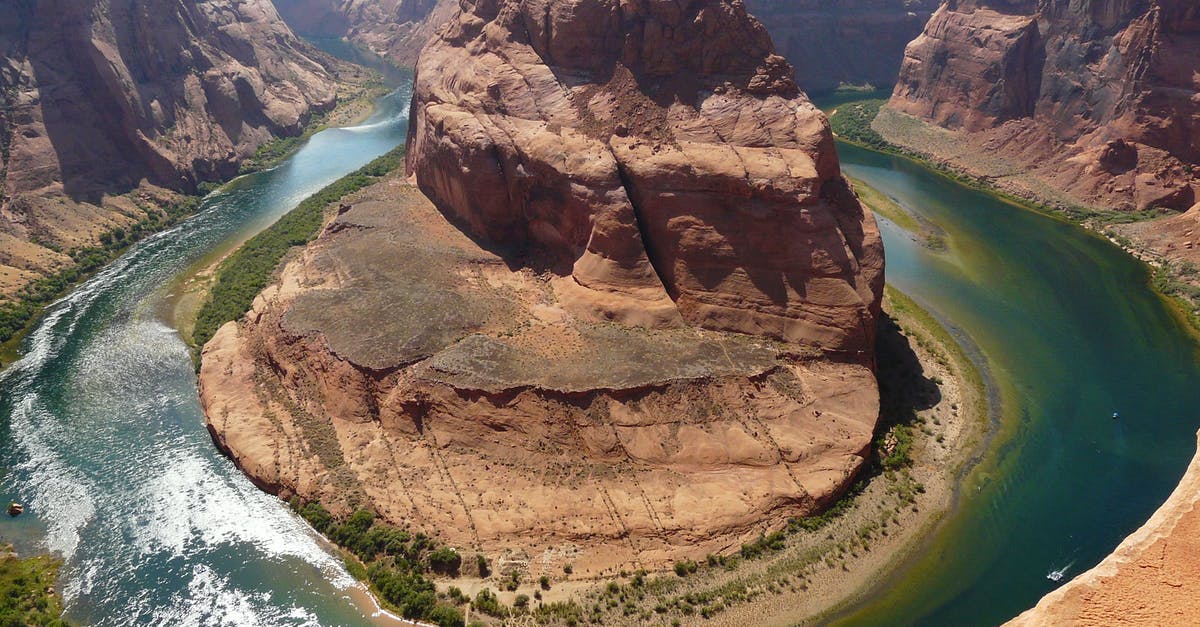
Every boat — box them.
[1047,568,1066,582]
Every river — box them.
[834,142,1200,625]
[1,85,1198,625]
[0,82,411,625]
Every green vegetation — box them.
[291,500,466,627]
[192,146,406,349]
[0,195,200,346]
[828,98,891,150]
[0,551,67,626]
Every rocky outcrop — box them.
[887,0,1200,214]
[274,0,457,66]
[0,0,338,297]
[407,0,884,352]
[745,0,941,94]
[202,0,884,575]
[1009,429,1200,626]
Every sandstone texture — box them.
[201,0,885,575]
[1009,429,1200,626]
[745,0,940,94]
[889,0,1200,214]
[274,0,458,66]
[0,0,338,297]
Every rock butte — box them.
[888,0,1200,214]
[200,0,884,573]
[1009,430,1200,626]
[0,0,338,297]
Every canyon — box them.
[0,0,340,300]
[200,0,884,576]
[746,0,940,93]
[879,0,1200,265]
[273,0,457,66]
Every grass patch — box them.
[191,146,406,350]
[0,550,67,626]
[291,501,469,627]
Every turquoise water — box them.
[834,143,1200,625]
[0,84,410,625]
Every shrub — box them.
[429,547,462,576]
[538,575,550,590]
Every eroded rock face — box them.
[274,0,458,66]
[745,0,941,93]
[202,0,885,574]
[0,0,338,296]
[407,0,884,353]
[889,0,1200,212]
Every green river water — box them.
[835,142,1200,625]
[0,85,1197,623]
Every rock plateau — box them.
[0,0,339,298]
[201,0,885,575]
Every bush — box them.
[429,547,462,576]
[514,594,530,610]
[673,560,698,577]
[476,554,490,578]
[538,575,551,590]
[473,588,506,617]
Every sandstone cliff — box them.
[745,0,940,94]
[0,0,338,297]
[885,0,1200,214]
[1008,430,1200,626]
[201,0,885,576]
[274,0,457,66]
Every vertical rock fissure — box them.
[613,155,678,301]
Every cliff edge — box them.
[1009,430,1200,626]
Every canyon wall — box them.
[0,0,338,297]
[745,0,941,94]
[273,0,457,66]
[884,0,1200,213]
[202,0,885,576]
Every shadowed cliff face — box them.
[745,0,941,93]
[890,0,1200,211]
[0,0,338,298]
[2,0,336,202]
[408,0,885,353]
[273,0,457,66]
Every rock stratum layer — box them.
[1009,430,1200,626]
[274,0,457,66]
[888,0,1200,213]
[201,0,884,575]
[0,0,337,296]
[745,0,940,94]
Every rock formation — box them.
[274,0,458,66]
[201,0,884,575]
[885,0,1200,213]
[1008,429,1200,626]
[0,0,338,297]
[745,0,940,94]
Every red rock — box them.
[274,0,458,66]
[889,0,1200,212]
[406,0,885,353]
